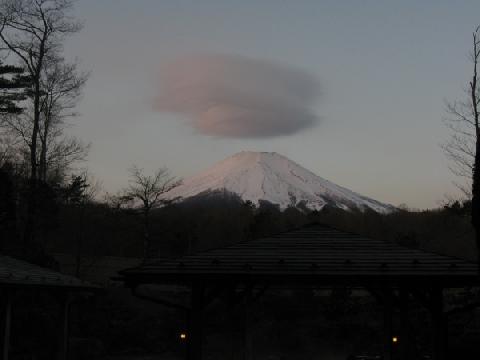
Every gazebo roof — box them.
[119,224,479,287]
[0,255,99,290]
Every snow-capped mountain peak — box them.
[163,151,394,213]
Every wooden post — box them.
[2,290,12,360]
[57,292,72,360]
[243,288,253,360]
[399,288,410,360]
[187,284,204,360]
[383,289,393,360]
[227,288,237,360]
[431,287,447,360]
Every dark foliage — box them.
[39,191,477,264]
[0,62,30,114]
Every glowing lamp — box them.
[392,336,398,343]
[180,333,187,340]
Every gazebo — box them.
[0,255,99,360]
[118,223,479,360]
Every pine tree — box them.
[0,62,30,114]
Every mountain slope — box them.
[163,151,394,213]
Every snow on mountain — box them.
[163,151,395,213]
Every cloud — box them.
[154,54,321,138]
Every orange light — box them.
[180,333,187,340]
[392,336,398,343]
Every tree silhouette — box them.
[123,166,179,262]
[0,0,83,252]
[443,25,480,269]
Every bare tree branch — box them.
[443,26,480,200]
[123,165,180,262]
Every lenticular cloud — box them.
[154,54,321,138]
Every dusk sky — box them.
[64,0,480,209]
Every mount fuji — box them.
[163,151,394,213]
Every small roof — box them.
[119,224,479,287]
[0,255,99,290]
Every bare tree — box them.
[124,166,179,262]
[1,103,89,182]
[38,56,89,182]
[443,25,480,268]
[0,0,83,248]
[0,0,82,181]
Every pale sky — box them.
[63,0,480,209]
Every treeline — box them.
[2,144,476,273]
[23,188,475,266]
